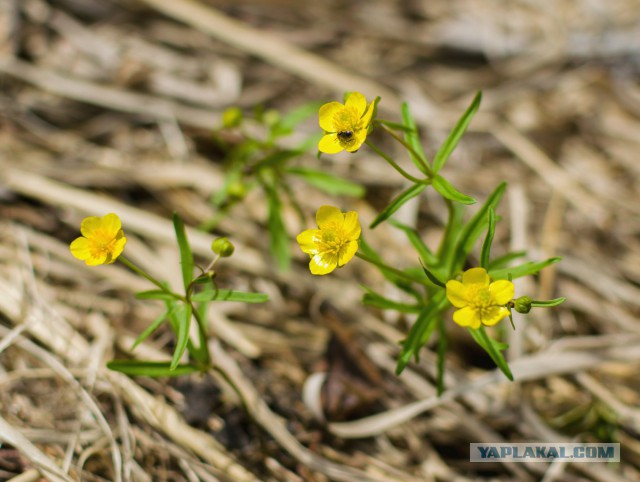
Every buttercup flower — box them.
[318,92,374,154]
[445,267,514,329]
[297,205,361,275]
[70,213,127,266]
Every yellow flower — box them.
[318,92,374,154]
[445,268,514,329]
[70,213,127,266]
[296,205,361,275]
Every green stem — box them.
[120,256,211,367]
[438,198,464,272]
[190,304,211,366]
[355,251,430,287]
[119,256,183,299]
[365,140,427,185]
[378,123,434,177]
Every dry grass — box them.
[1,0,639,481]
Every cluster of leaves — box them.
[358,93,562,392]
[107,214,268,377]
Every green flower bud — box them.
[227,180,247,200]
[211,237,235,257]
[513,296,532,314]
[263,109,280,127]
[222,107,243,128]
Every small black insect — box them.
[337,130,354,142]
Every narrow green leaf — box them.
[190,301,210,365]
[164,299,180,333]
[480,208,496,269]
[401,103,431,175]
[436,317,447,395]
[192,289,269,303]
[361,287,421,314]
[162,300,199,362]
[396,306,438,374]
[388,219,438,266]
[253,149,303,171]
[488,250,527,270]
[396,292,449,374]
[433,91,482,173]
[376,119,414,132]
[452,182,506,271]
[266,187,290,271]
[358,239,423,300]
[490,257,562,280]
[395,347,415,376]
[170,304,192,371]
[437,200,464,264]
[173,213,194,292]
[274,101,323,135]
[419,259,446,288]
[286,167,365,197]
[370,184,426,229]
[131,309,171,351]
[432,175,476,205]
[468,327,513,380]
[107,360,199,377]
[135,290,181,301]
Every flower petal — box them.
[445,280,468,308]
[316,205,343,229]
[79,216,102,238]
[106,235,127,263]
[318,102,343,131]
[453,306,481,329]
[345,92,367,116]
[462,267,490,286]
[296,229,321,254]
[309,252,338,275]
[342,211,361,240]
[338,239,358,267]
[70,237,91,261]
[101,213,122,238]
[480,306,510,327]
[318,134,344,154]
[489,280,515,305]
[85,253,108,266]
[359,101,374,128]
[345,131,366,152]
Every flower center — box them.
[90,230,118,258]
[333,107,361,135]
[467,286,495,321]
[319,225,348,255]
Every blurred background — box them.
[1,1,639,481]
